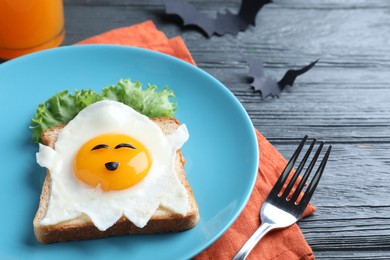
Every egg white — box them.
[36,100,189,231]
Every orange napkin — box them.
[77,20,315,260]
[77,21,195,65]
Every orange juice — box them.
[0,0,64,60]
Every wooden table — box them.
[42,0,390,258]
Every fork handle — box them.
[232,222,274,260]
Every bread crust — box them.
[33,117,199,243]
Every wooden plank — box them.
[2,0,384,258]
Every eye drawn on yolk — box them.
[73,133,152,191]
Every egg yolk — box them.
[73,133,152,191]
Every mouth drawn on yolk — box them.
[73,133,152,191]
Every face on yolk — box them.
[73,133,152,191]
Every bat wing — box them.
[238,0,272,25]
[278,59,319,90]
[244,56,266,80]
[213,0,271,35]
[244,56,281,98]
[214,11,248,36]
[252,77,281,98]
[162,0,215,37]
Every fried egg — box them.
[36,100,189,231]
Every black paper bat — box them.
[244,57,319,99]
[162,0,271,37]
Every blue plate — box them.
[0,45,258,260]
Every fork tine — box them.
[270,135,308,195]
[297,145,332,207]
[281,138,316,199]
[290,141,324,202]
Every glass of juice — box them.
[0,0,65,60]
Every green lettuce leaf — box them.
[30,79,176,143]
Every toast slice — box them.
[33,117,199,243]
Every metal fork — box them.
[233,136,331,260]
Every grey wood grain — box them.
[45,0,390,258]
